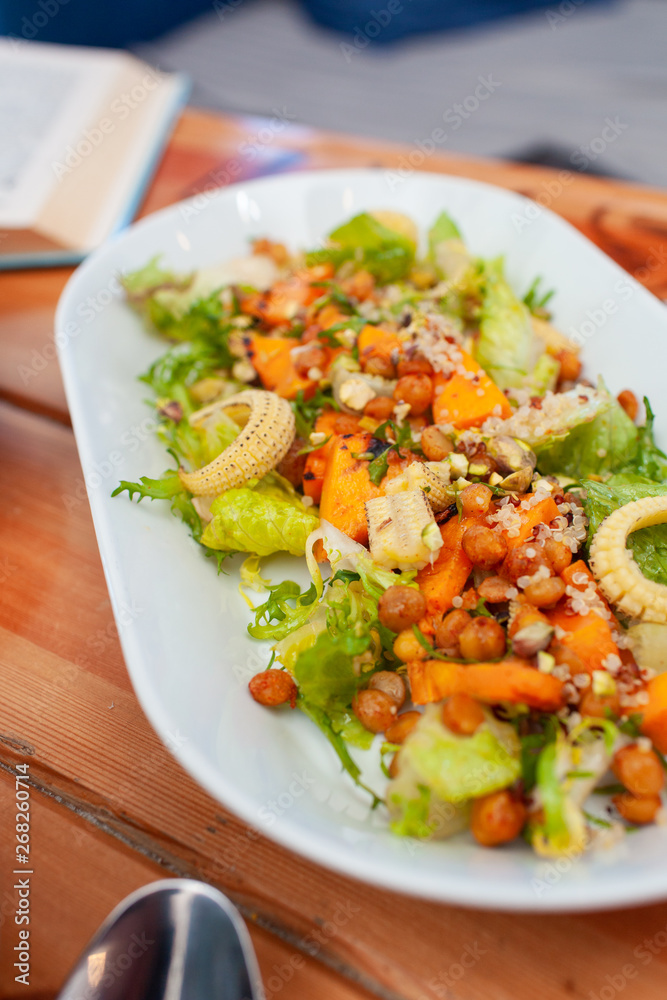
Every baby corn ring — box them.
[589,495,667,623]
[178,389,295,497]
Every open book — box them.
[0,40,188,269]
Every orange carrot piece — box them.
[641,673,667,754]
[501,496,561,550]
[247,334,314,400]
[302,412,361,503]
[416,515,475,619]
[407,657,564,711]
[547,602,619,675]
[319,432,382,544]
[432,349,512,428]
[357,325,401,366]
[316,303,348,330]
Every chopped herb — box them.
[523,276,555,317]
[291,387,339,438]
[583,810,613,829]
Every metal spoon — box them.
[56,879,264,1000]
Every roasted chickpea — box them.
[617,389,639,422]
[363,396,395,421]
[385,710,421,745]
[397,355,434,377]
[612,744,665,798]
[363,354,397,379]
[342,268,375,301]
[393,373,433,416]
[543,537,573,574]
[420,424,454,461]
[249,670,298,707]
[460,483,493,518]
[434,608,472,655]
[503,542,553,586]
[333,413,362,434]
[393,629,428,663]
[471,790,527,846]
[555,349,582,383]
[378,586,427,633]
[352,689,397,733]
[478,576,515,603]
[578,687,621,719]
[459,617,506,661]
[613,792,662,825]
[522,576,566,608]
[293,343,327,377]
[369,670,407,708]
[441,693,486,735]
[462,524,507,570]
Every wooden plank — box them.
[3,109,667,424]
[3,405,667,1000]
[0,770,371,1000]
[0,402,132,691]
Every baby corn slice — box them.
[178,389,295,497]
[365,489,443,571]
[589,496,667,623]
[383,461,454,512]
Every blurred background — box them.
[3,0,667,186]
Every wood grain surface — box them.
[2,108,667,1000]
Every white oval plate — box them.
[57,168,667,911]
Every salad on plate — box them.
[114,208,667,857]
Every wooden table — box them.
[3,108,667,1000]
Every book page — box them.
[0,40,126,229]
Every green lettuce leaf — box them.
[475,257,534,390]
[398,706,521,803]
[583,477,667,584]
[294,629,368,711]
[537,389,638,479]
[427,212,472,285]
[122,256,193,301]
[525,352,560,397]
[427,210,461,250]
[306,212,415,284]
[202,487,319,557]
